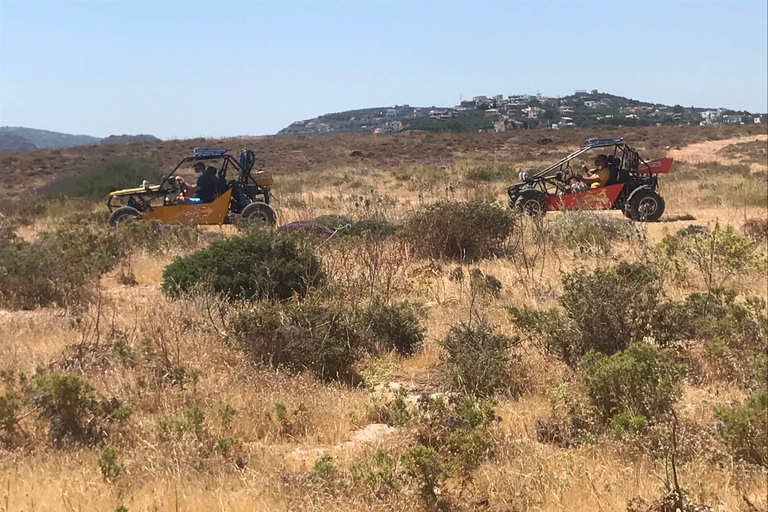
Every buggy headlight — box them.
[519,171,529,181]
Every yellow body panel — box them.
[142,188,232,225]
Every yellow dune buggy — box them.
[107,148,276,226]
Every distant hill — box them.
[0,126,160,152]
[0,126,101,150]
[101,134,160,144]
[278,91,766,135]
[0,132,38,152]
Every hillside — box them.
[0,126,160,152]
[0,123,764,202]
[279,91,766,135]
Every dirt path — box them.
[668,133,768,171]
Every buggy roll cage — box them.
[528,137,653,181]
[160,147,258,188]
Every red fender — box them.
[639,157,673,174]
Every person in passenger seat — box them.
[575,154,610,189]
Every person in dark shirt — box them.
[186,162,217,203]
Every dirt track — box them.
[668,133,768,171]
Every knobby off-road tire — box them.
[108,206,142,226]
[626,189,665,222]
[514,190,547,218]
[241,202,277,226]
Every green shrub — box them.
[715,390,767,466]
[610,411,648,436]
[546,210,638,255]
[312,455,338,482]
[218,403,237,428]
[580,343,685,422]
[98,445,123,481]
[33,372,101,442]
[405,201,514,261]
[39,158,162,200]
[360,301,424,355]
[440,318,522,397]
[510,262,667,365]
[155,406,207,440]
[349,450,395,490]
[0,223,126,309]
[366,389,412,426]
[400,446,446,506]
[346,216,397,237]
[655,223,763,289]
[215,436,236,455]
[314,214,353,231]
[231,300,360,382]
[314,214,396,238]
[162,231,323,300]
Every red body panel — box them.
[545,183,625,211]
[639,157,674,174]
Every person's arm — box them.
[575,169,601,185]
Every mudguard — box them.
[626,185,653,203]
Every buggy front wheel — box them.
[108,206,142,226]
[514,190,547,218]
[626,190,665,222]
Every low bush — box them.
[400,446,446,506]
[510,262,667,365]
[231,300,360,382]
[715,390,767,466]
[440,318,522,397]
[162,231,323,301]
[349,450,395,491]
[314,214,353,231]
[98,445,123,481]
[360,301,424,355]
[405,201,513,261]
[546,210,638,255]
[580,343,685,422]
[39,158,162,200]
[33,372,102,443]
[655,223,764,289]
[0,223,126,309]
[314,214,397,238]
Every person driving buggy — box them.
[575,154,610,189]
[184,161,218,203]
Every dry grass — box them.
[1,126,767,512]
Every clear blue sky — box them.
[1,0,766,139]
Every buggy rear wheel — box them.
[626,189,665,222]
[514,190,546,218]
[241,201,276,226]
[108,206,142,226]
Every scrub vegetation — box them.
[0,124,766,511]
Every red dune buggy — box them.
[507,137,673,221]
